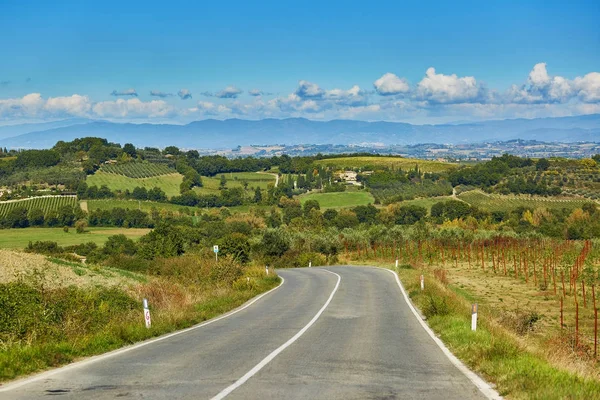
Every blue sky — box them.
[0,0,599,124]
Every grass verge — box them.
[350,259,600,399]
[0,266,279,382]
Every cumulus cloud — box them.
[150,90,173,98]
[573,72,600,103]
[194,101,232,115]
[178,89,192,100]
[270,93,329,114]
[373,73,410,96]
[44,94,92,116]
[110,88,138,97]
[249,89,264,96]
[507,63,574,104]
[92,98,175,118]
[325,85,368,107]
[215,86,243,99]
[0,93,92,119]
[294,80,325,99]
[415,67,488,104]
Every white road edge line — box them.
[211,269,341,400]
[0,275,286,392]
[382,268,502,400]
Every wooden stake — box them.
[560,297,564,328]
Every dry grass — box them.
[0,250,142,289]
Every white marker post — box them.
[143,298,151,329]
[309,261,312,268]
[420,274,424,291]
[265,265,269,275]
[471,303,478,331]
[213,245,219,262]
[395,259,399,269]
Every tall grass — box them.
[0,263,279,382]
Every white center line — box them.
[211,269,341,400]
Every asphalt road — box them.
[0,266,494,400]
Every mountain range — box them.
[0,114,598,149]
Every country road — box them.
[0,267,496,400]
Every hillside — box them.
[0,114,599,149]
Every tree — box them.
[303,199,321,217]
[219,233,251,264]
[219,174,227,189]
[260,228,290,258]
[352,204,378,224]
[76,181,88,198]
[28,208,45,226]
[536,158,550,171]
[253,187,263,203]
[164,146,180,156]
[57,205,75,226]
[132,186,148,200]
[123,143,137,157]
[98,185,114,198]
[148,187,167,202]
[5,207,29,228]
[75,219,88,233]
[104,234,137,256]
[395,205,427,225]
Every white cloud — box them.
[325,85,368,107]
[373,73,410,96]
[294,80,324,99]
[507,63,575,104]
[416,67,487,104]
[92,98,175,118]
[44,94,92,116]
[573,72,600,103]
[249,89,263,96]
[0,93,91,119]
[194,101,232,115]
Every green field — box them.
[195,172,276,195]
[0,227,150,249]
[0,196,77,217]
[100,162,175,178]
[458,190,596,212]
[87,171,183,198]
[314,156,456,173]
[85,199,198,214]
[298,191,375,209]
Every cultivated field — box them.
[86,199,198,215]
[86,171,183,198]
[0,196,77,217]
[314,156,456,173]
[458,190,596,212]
[0,227,150,249]
[99,162,175,178]
[298,190,375,209]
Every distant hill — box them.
[0,114,598,149]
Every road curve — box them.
[1,266,493,400]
